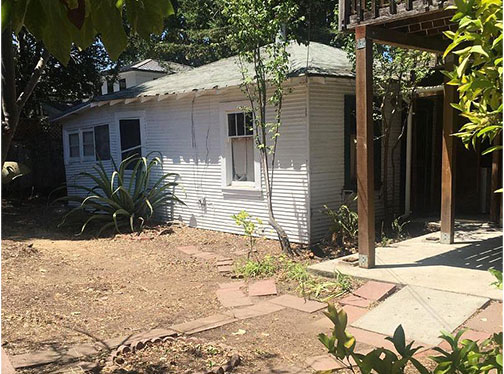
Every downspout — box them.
[404,100,413,217]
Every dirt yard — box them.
[1,200,350,372]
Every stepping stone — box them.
[194,252,221,260]
[171,314,237,335]
[351,285,489,345]
[269,294,326,313]
[258,365,310,374]
[218,265,234,273]
[305,354,344,371]
[217,258,234,266]
[464,302,502,334]
[228,301,285,320]
[127,328,177,344]
[2,349,15,374]
[10,349,63,369]
[219,281,245,290]
[353,281,396,301]
[177,245,200,255]
[216,288,253,308]
[339,294,373,308]
[248,279,278,296]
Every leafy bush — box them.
[319,304,503,374]
[444,0,502,155]
[59,153,183,235]
[323,204,359,247]
[235,255,278,278]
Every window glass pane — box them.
[107,80,114,94]
[236,113,245,136]
[228,113,236,136]
[245,113,253,135]
[231,137,254,182]
[82,131,94,157]
[69,133,79,158]
[119,119,141,152]
[119,79,126,90]
[69,133,79,147]
[94,125,111,160]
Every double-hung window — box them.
[228,112,254,183]
[66,125,111,162]
[119,119,142,169]
[68,132,80,160]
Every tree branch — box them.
[2,29,18,132]
[16,48,50,110]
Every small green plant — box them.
[432,329,503,374]
[323,204,359,247]
[235,255,278,278]
[489,268,503,290]
[319,304,503,374]
[58,153,184,236]
[236,255,353,301]
[392,216,410,240]
[232,210,263,258]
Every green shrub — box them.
[235,255,278,278]
[319,304,503,374]
[323,204,358,247]
[58,153,184,235]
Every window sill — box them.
[222,185,262,200]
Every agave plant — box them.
[59,152,184,235]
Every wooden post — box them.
[355,25,375,268]
[490,135,502,223]
[440,54,457,244]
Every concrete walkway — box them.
[308,224,503,300]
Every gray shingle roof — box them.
[52,42,353,121]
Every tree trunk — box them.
[1,29,50,167]
[260,151,293,255]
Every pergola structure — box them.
[338,1,502,268]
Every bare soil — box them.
[2,200,436,373]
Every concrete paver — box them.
[2,348,16,374]
[176,245,200,255]
[339,294,373,308]
[248,279,278,296]
[216,288,253,308]
[170,314,237,335]
[228,301,285,320]
[269,295,326,313]
[353,281,396,301]
[464,302,502,334]
[352,285,489,345]
[305,354,343,371]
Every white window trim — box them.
[66,130,81,163]
[219,102,262,198]
[81,128,96,162]
[114,111,146,164]
[64,123,110,165]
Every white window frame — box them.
[81,128,96,161]
[64,123,110,164]
[67,130,81,162]
[220,102,261,197]
[114,111,146,165]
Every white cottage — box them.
[53,42,400,244]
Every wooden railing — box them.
[339,0,451,30]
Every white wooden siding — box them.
[308,77,402,242]
[61,82,310,243]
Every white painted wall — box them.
[308,77,403,243]
[62,80,310,243]
[101,70,166,95]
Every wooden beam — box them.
[440,54,457,244]
[366,25,448,53]
[355,25,376,268]
[490,135,502,223]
